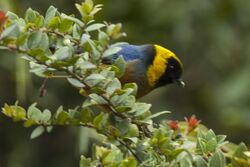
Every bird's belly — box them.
[120,62,151,98]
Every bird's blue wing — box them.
[103,45,143,64]
[116,45,143,61]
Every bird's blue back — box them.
[112,45,144,62]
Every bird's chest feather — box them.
[120,60,151,97]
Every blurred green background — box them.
[1,0,250,166]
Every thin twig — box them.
[39,78,48,97]
[116,137,142,163]
[46,30,80,44]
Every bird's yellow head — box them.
[147,45,184,88]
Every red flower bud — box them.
[168,120,179,130]
[0,11,8,32]
[185,115,201,128]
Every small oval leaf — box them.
[30,126,45,139]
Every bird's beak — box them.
[175,79,185,87]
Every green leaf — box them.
[13,105,27,121]
[29,62,48,77]
[82,6,92,19]
[206,138,217,153]
[61,14,85,27]
[116,119,130,136]
[102,149,123,165]
[113,56,126,78]
[179,157,193,167]
[25,8,37,23]
[77,60,96,70]
[89,93,107,105]
[85,0,94,10]
[59,18,73,33]
[102,47,122,58]
[79,108,92,123]
[121,157,137,167]
[27,103,42,122]
[75,0,95,21]
[106,78,121,96]
[42,109,51,123]
[168,149,186,161]
[44,6,57,26]
[85,39,100,59]
[2,104,14,117]
[124,124,139,138]
[30,126,45,139]
[67,78,85,88]
[24,120,36,128]
[205,130,216,141]
[195,156,208,167]
[115,106,131,113]
[234,143,248,158]
[46,126,53,133]
[16,32,28,46]
[123,83,138,96]
[197,130,207,140]
[27,31,49,51]
[27,31,43,49]
[0,23,20,39]
[80,34,90,45]
[84,74,105,87]
[6,11,19,20]
[73,24,82,39]
[39,33,49,51]
[35,15,44,28]
[107,23,126,39]
[1,104,26,121]
[54,46,73,60]
[42,70,54,78]
[100,68,116,79]
[209,150,225,167]
[89,5,103,16]
[80,155,91,167]
[0,46,9,50]
[56,110,70,125]
[111,93,136,108]
[85,23,105,32]
[75,3,85,17]
[231,142,250,167]
[91,87,106,95]
[93,113,108,128]
[47,16,61,29]
[149,110,171,119]
[196,138,207,154]
[98,31,109,46]
[82,99,95,108]
[216,135,227,144]
[28,48,45,56]
[244,151,250,158]
[133,103,151,117]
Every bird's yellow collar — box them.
[146,45,182,88]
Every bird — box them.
[102,44,184,98]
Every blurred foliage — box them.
[1,0,250,167]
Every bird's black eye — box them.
[170,65,178,74]
[167,58,182,79]
[169,64,178,74]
